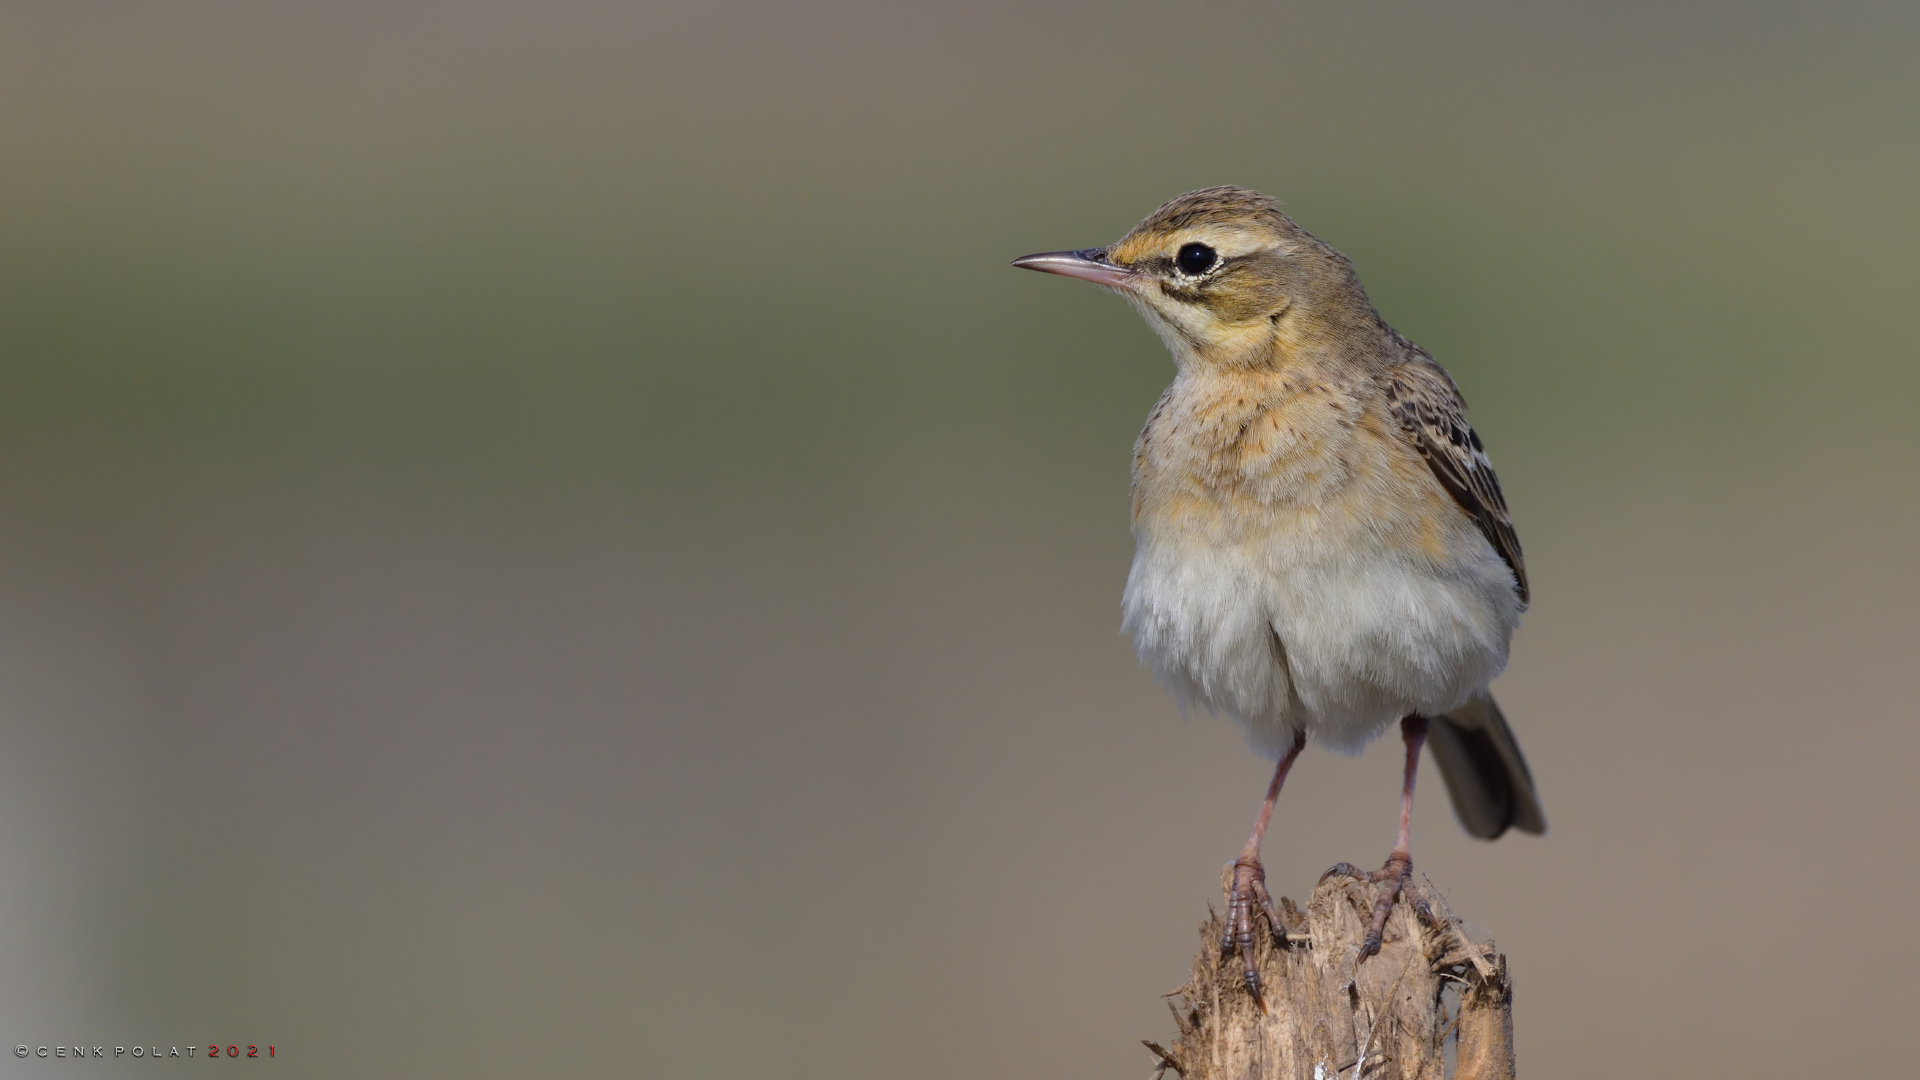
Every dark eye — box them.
[1176,242,1217,276]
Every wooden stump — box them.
[1143,874,1515,1080]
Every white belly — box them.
[1120,524,1521,756]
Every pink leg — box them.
[1323,715,1430,962]
[1224,730,1307,1006]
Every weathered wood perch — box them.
[1143,873,1515,1080]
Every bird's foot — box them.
[1221,849,1287,1006]
[1319,849,1419,962]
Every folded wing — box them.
[1381,356,1529,607]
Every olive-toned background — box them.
[1,2,1914,1076]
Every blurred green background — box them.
[1,1,1915,1076]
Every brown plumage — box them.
[1382,355,1530,606]
[1014,186,1544,1004]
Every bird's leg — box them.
[1223,730,1306,1005]
[1322,715,1430,962]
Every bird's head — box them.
[1014,186,1370,370]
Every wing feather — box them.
[1381,357,1529,607]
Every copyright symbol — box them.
[14,1046,26,1057]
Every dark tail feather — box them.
[1427,694,1546,839]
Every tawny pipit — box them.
[1014,187,1544,1003]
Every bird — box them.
[1012,186,1544,1003]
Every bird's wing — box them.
[1380,357,1528,606]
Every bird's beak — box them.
[1010,248,1138,289]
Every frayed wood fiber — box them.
[1144,875,1515,1080]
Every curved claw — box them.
[1225,854,1276,1009]
[1358,850,1413,962]
[1319,861,1370,884]
[1249,876,1286,944]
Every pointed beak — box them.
[1010,248,1138,289]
